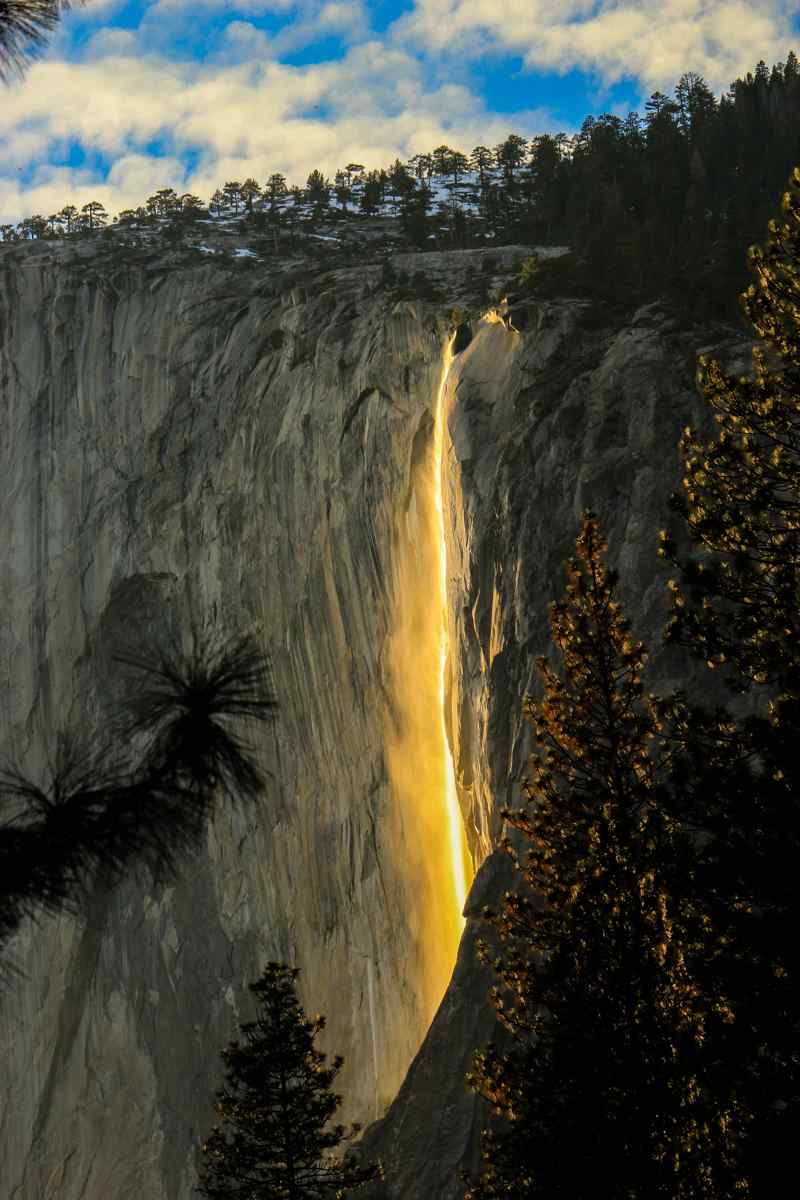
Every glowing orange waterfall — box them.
[384,333,473,1025]
[433,336,471,920]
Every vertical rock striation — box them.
[0,240,491,1199]
[0,238,778,1198]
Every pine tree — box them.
[400,182,432,248]
[656,163,800,1194]
[644,91,675,123]
[431,144,454,179]
[222,180,243,215]
[469,146,495,189]
[465,512,747,1199]
[198,962,380,1199]
[407,153,433,185]
[334,170,351,212]
[524,134,563,240]
[1,633,276,977]
[80,199,106,230]
[306,169,331,210]
[386,158,415,217]
[494,134,528,186]
[179,193,205,220]
[674,72,718,140]
[152,187,180,217]
[261,173,288,250]
[343,162,365,206]
[264,172,288,212]
[241,177,263,213]
[0,0,86,83]
[444,150,470,217]
[358,170,383,215]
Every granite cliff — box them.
[0,236,772,1199]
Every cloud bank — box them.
[0,0,797,224]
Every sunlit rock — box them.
[0,236,778,1198]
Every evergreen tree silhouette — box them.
[465,512,747,1199]
[0,0,85,82]
[656,162,800,1194]
[198,961,380,1199]
[0,632,276,977]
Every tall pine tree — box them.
[465,512,747,1199]
[198,962,380,1199]
[656,163,800,1194]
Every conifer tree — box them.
[0,0,85,82]
[400,182,432,248]
[222,180,243,214]
[80,199,106,230]
[358,170,383,215]
[152,187,180,217]
[469,146,494,189]
[465,511,747,1199]
[407,153,433,185]
[264,172,288,211]
[240,177,263,212]
[198,962,380,1199]
[431,144,454,179]
[1,633,276,976]
[343,162,365,205]
[306,169,331,210]
[179,193,205,221]
[656,163,800,1193]
[494,133,528,186]
[333,170,351,211]
[674,72,718,139]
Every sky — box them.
[1,0,799,226]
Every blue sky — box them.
[1,0,799,225]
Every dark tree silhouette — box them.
[0,0,85,82]
[0,632,276,975]
[655,162,800,1194]
[198,961,380,1199]
[465,512,747,1199]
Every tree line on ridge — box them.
[2,51,799,327]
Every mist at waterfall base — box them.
[383,337,474,1029]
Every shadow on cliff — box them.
[0,629,276,982]
[355,849,518,1200]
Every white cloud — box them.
[391,0,799,98]
[83,28,140,57]
[2,0,794,225]
[261,0,370,53]
[68,0,131,17]
[142,0,296,16]
[106,152,189,197]
[208,20,274,65]
[0,35,559,224]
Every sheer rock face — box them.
[0,239,770,1199]
[360,301,778,1199]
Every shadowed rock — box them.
[0,238,779,1199]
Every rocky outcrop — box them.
[0,236,775,1199]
